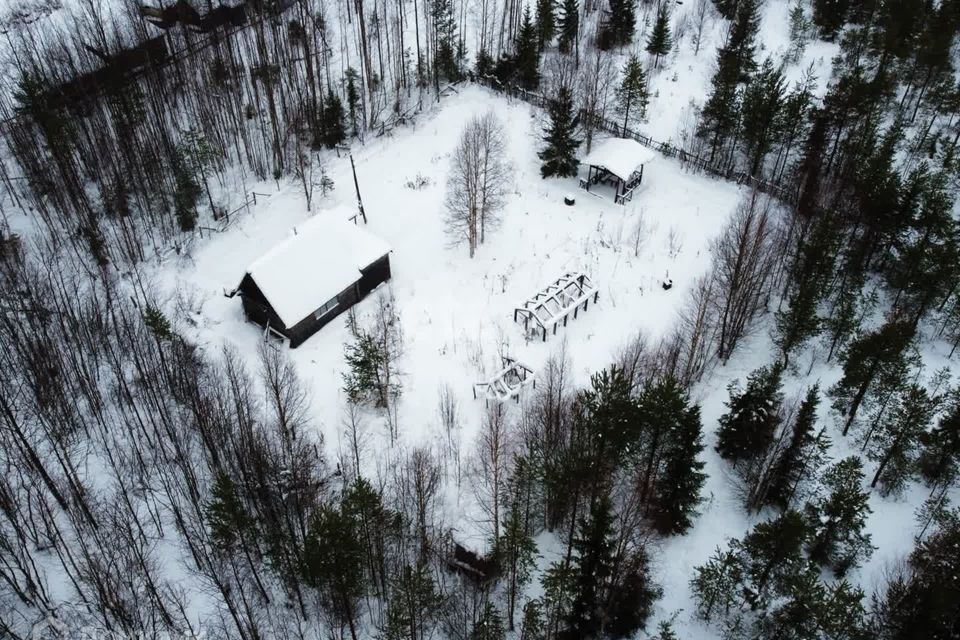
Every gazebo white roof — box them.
[245,211,390,327]
[582,137,657,181]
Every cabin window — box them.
[314,297,339,320]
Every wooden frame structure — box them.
[578,137,655,205]
[514,272,599,341]
[473,357,536,404]
[580,163,644,205]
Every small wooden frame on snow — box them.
[514,272,599,341]
[473,357,536,403]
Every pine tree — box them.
[868,383,938,495]
[542,560,575,639]
[472,601,506,640]
[716,364,784,464]
[304,503,366,637]
[830,317,915,436]
[645,5,672,70]
[646,378,707,535]
[598,0,636,50]
[918,387,960,489]
[805,456,874,576]
[535,0,556,51]
[557,0,579,55]
[515,7,541,89]
[690,547,742,621]
[615,55,649,135]
[565,494,616,639]
[382,564,444,640]
[765,385,828,511]
[740,57,786,177]
[322,89,346,148]
[887,170,958,327]
[539,86,581,178]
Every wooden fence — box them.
[477,76,798,205]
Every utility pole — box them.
[349,152,367,224]
[338,145,368,225]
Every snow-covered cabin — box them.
[237,214,391,347]
[579,137,656,205]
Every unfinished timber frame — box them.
[514,272,599,341]
[473,357,536,404]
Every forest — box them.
[1,0,960,638]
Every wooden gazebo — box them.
[579,137,656,205]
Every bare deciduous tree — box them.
[473,403,512,549]
[444,111,511,258]
[711,192,782,363]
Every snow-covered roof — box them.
[582,137,656,181]
[245,212,390,327]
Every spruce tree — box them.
[515,7,541,89]
[830,317,915,436]
[606,548,661,637]
[645,5,672,70]
[143,305,173,341]
[734,510,809,610]
[615,55,649,135]
[173,150,201,232]
[918,387,960,489]
[535,0,556,51]
[716,364,784,465]
[598,0,636,50]
[873,516,960,640]
[539,85,581,178]
[566,494,615,639]
[432,0,460,81]
[805,456,874,576]
[712,0,738,20]
[645,378,707,535]
[868,383,938,495]
[520,599,546,640]
[207,471,255,550]
[499,461,538,630]
[557,0,579,55]
[322,89,346,148]
[765,385,828,511]
[472,601,506,640]
[345,68,361,135]
[740,57,786,177]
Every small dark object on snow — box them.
[662,279,673,291]
[564,194,575,206]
